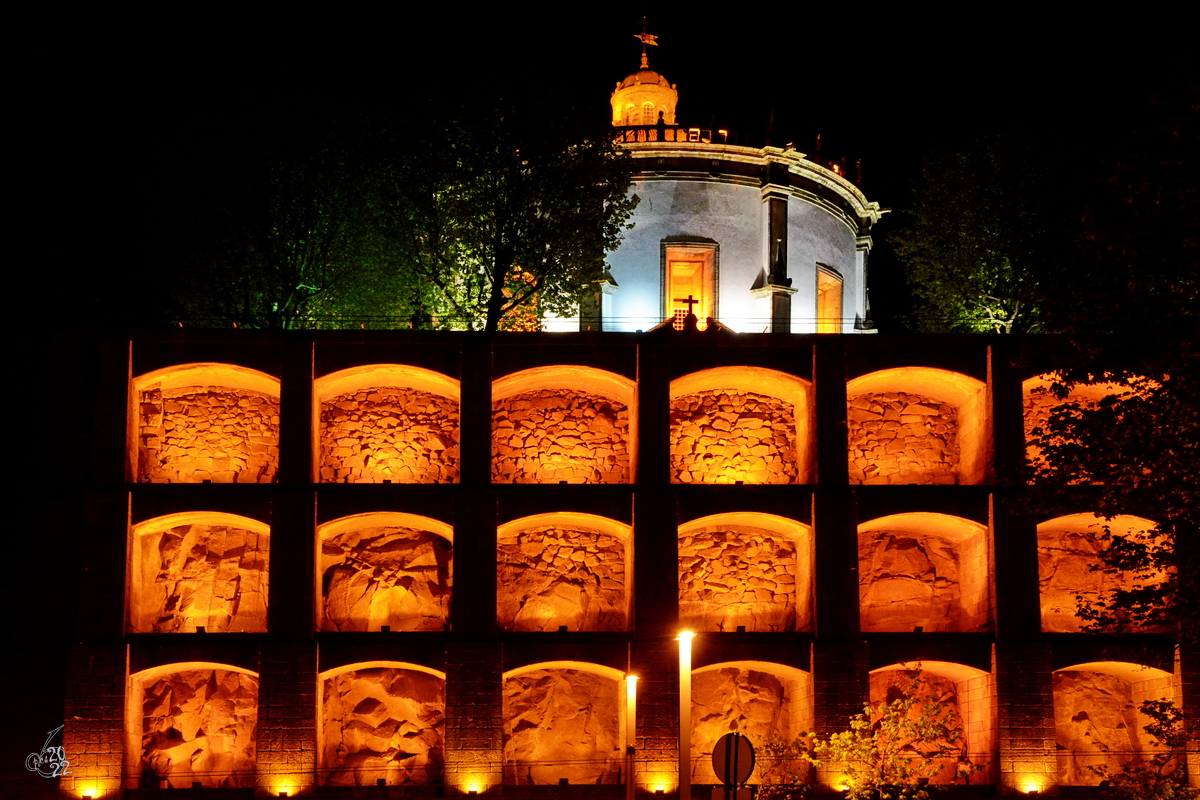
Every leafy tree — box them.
[889,136,1066,333]
[1090,700,1199,800]
[379,96,638,331]
[756,670,978,800]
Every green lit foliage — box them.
[890,136,1065,333]
[1090,700,1199,800]
[755,670,979,800]
[379,96,638,331]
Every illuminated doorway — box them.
[816,265,843,333]
[663,239,718,329]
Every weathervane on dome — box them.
[634,17,658,69]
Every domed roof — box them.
[611,52,678,127]
[617,65,673,91]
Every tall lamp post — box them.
[678,631,695,800]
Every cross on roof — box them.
[674,294,699,314]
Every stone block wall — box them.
[130,522,269,633]
[994,644,1057,793]
[492,390,630,483]
[690,666,808,785]
[959,670,997,785]
[320,525,452,632]
[1023,387,1099,478]
[630,643,682,793]
[320,388,459,483]
[497,524,627,632]
[670,390,799,484]
[137,385,279,483]
[679,524,801,632]
[138,668,258,788]
[1053,670,1148,785]
[444,644,504,792]
[503,668,622,785]
[61,644,126,798]
[321,667,445,786]
[858,529,988,633]
[256,644,317,796]
[848,392,959,485]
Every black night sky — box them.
[66,11,1195,329]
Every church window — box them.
[662,240,718,330]
[816,264,843,333]
[641,102,656,124]
[624,104,637,125]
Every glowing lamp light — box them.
[81,789,101,800]
[1022,783,1043,794]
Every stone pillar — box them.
[811,642,869,791]
[60,644,127,798]
[989,342,1024,487]
[267,490,316,639]
[759,183,797,333]
[452,491,498,635]
[277,339,314,485]
[78,490,129,639]
[630,641,681,795]
[633,491,679,636]
[459,340,493,488]
[993,643,1057,795]
[813,341,848,487]
[991,494,1042,639]
[1178,645,1200,788]
[636,342,671,486]
[255,643,317,796]
[444,643,505,793]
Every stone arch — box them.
[847,367,988,485]
[497,513,631,632]
[129,512,270,633]
[126,662,258,789]
[492,366,636,484]
[1037,514,1169,633]
[691,662,811,785]
[1022,375,1129,480]
[317,512,453,632]
[678,512,813,632]
[315,364,461,483]
[318,662,446,786]
[1053,661,1179,786]
[870,662,993,785]
[670,367,812,484]
[858,513,990,633]
[502,662,624,785]
[132,363,280,483]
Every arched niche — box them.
[691,662,811,786]
[129,512,270,633]
[132,363,281,483]
[678,513,813,632]
[317,512,453,632]
[503,662,625,785]
[497,513,631,632]
[1022,375,1129,481]
[1037,514,1169,633]
[858,513,990,633]
[492,366,637,484]
[314,364,461,484]
[126,662,258,789]
[870,662,993,785]
[670,367,812,484]
[847,368,988,485]
[1053,661,1178,786]
[318,661,446,786]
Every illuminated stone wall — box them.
[492,390,630,483]
[670,391,798,484]
[848,392,959,485]
[497,525,627,632]
[691,666,808,784]
[319,388,459,483]
[679,525,800,632]
[858,527,989,632]
[1054,671,1141,785]
[130,522,268,633]
[139,669,257,788]
[137,385,279,483]
[870,671,966,784]
[321,667,445,786]
[503,668,622,785]
[320,525,452,632]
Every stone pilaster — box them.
[255,643,318,796]
[630,641,681,794]
[993,642,1057,795]
[811,641,869,791]
[444,642,505,793]
[278,339,314,486]
[60,643,127,798]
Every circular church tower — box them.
[595,43,884,334]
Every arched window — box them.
[641,102,656,124]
